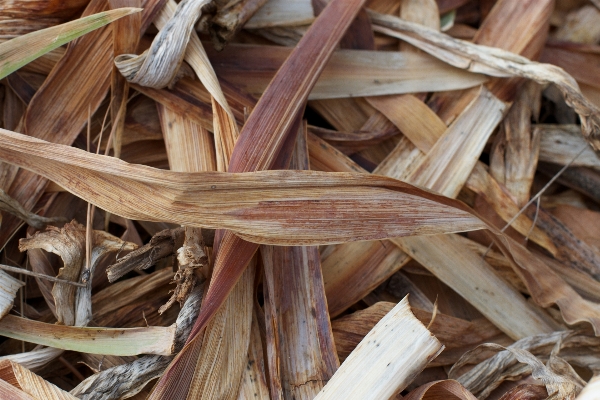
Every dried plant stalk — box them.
[106,227,184,282]
[0,315,176,356]
[206,0,270,49]
[313,297,442,400]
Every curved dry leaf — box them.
[404,379,477,400]
[0,189,66,229]
[115,0,211,89]
[155,0,236,119]
[19,221,85,326]
[492,234,600,336]
[451,331,586,399]
[497,384,547,400]
[18,220,136,326]
[509,346,582,400]
[0,8,141,80]
[368,10,600,152]
[0,128,488,245]
[3,127,600,337]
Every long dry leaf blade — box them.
[0,128,488,245]
[0,8,141,79]
[0,315,175,356]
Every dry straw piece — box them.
[2,0,600,398]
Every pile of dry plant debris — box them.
[2,0,600,398]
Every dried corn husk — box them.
[0,360,76,400]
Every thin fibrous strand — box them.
[0,264,86,287]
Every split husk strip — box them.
[1,0,89,18]
[368,9,600,151]
[0,378,34,399]
[0,348,65,373]
[236,309,270,400]
[261,128,338,399]
[0,315,175,356]
[313,297,443,399]
[0,359,76,400]
[490,81,542,207]
[207,44,487,100]
[108,0,141,159]
[0,8,140,80]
